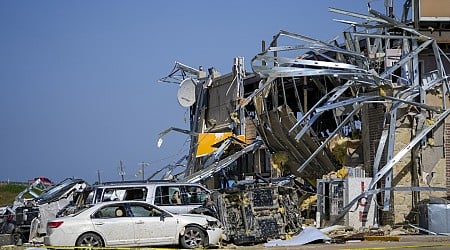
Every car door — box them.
[128,203,179,245]
[91,204,135,246]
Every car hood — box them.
[177,213,219,223]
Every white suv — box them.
[76,181,211,215]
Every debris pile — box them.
[214,176,303,245]
[157,0,450,246]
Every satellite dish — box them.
[177,78,196,107]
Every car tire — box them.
[180,226,206,249]
[76,232,104,248]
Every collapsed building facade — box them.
[159,0,450,234]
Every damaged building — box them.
[159,0,450,238]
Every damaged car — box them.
[45,201,224,249]
[57,180,211,217]
[0,178,87,244]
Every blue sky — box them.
[0,1,402,183]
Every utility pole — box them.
[118,160,125,181]
[138,162,149,182]
[96,169,101,184]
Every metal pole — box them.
[262,40,266,66]
[139,162,149,181]
[141,162,145,182]
[119,160,125,181]
[97,169,101,184]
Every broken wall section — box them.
[178,60,275,188]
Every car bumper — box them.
[206,227,224,246]
[44,231,78,246]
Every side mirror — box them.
[160,213,165,222]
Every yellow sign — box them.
[196,133,245,157]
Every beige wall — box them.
[389,93,448,224]
[419,0,450,20]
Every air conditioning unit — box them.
[316,177,376,229]
[418,201,450,235]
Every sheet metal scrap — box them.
[248,6,450,207]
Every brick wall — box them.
[362,102,394,225]
[364,103,386,176]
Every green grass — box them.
[0,183,47,206]
[0,183,28,206]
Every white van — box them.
[78,181,211,215]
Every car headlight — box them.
[206,219,222,229]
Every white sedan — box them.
[44,201,224,249]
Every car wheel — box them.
[76,232,104,248]
[180,226,206,249]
